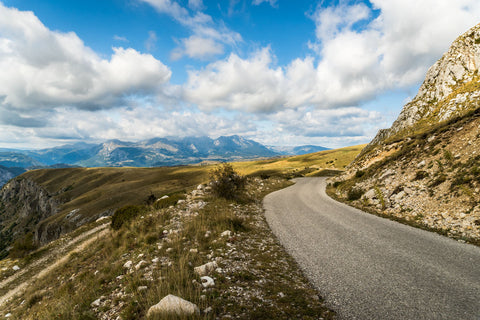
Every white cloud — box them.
[252,0,277,7]
[188,0,204,11]
[0,105,259,148]
[0,3,172,111]
[184,47,287,112]
[171,35,224,60]
[145,30,157,51]
[139,0,241,60]
[113,35,129,42]
[270,107,382,138]
[184,0,480,112]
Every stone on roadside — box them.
[12,265,20,271]
[146,294,200,318]
[123,261,133,269]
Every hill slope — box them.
[330,23,480,243]
[0,145,362,260]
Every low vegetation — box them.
[329,107,480,245]
[0,166,336,319]
[232,145,365,178]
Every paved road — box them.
[264,178,480,320]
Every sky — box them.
[0,0,479,149]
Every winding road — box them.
[264,178,480,320]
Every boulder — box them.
[147,294,200,318]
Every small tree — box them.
[210,163,246,200]
[111,205,145,230]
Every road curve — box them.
[264,177,480,320]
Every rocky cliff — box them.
[331,23,480,243]
[374,23,480,143]
[0,177,59,257]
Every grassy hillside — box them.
[20,144,365,231]
[233,145,366,178]
[24,166,210,223]
[0,171,342,319]
[0,144,364,260]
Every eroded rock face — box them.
[333,23,480,243]
[0,178,59,255]
[375,23,480,143]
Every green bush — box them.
[332,181,343,188]
[153,193,185,210]
[210,163,246,200]
[9,232,38,258]
[355,170,365,178]
[111,205,145,230]
[144,193,156,206]
[347,187,364,201]
[413,170,429,181]
[429,174,447,188]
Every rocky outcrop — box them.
[332,23,480,243]
[0,177,60,256]
[373,23,480,144]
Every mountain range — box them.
[0,136,328,181]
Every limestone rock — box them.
[194,261,218,276]
[221,230,232,237]
[200,276,215,288]
[146,294,200,318]
[135,260,148,270]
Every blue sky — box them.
[0,0,479,149]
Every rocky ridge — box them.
[331,23,480,243]
[370,22,480,145]
[0,178,59,257]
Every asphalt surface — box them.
[264,177,480,320]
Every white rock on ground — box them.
[194,261,218,276]
[12,265,20,271]
[91,298,101,307]
[123,261,133,269]
[221,230,232,237]
[146,294,200,318]
[200,276,215,288]
[135,260,148,270]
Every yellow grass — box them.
[232,145,366,177]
